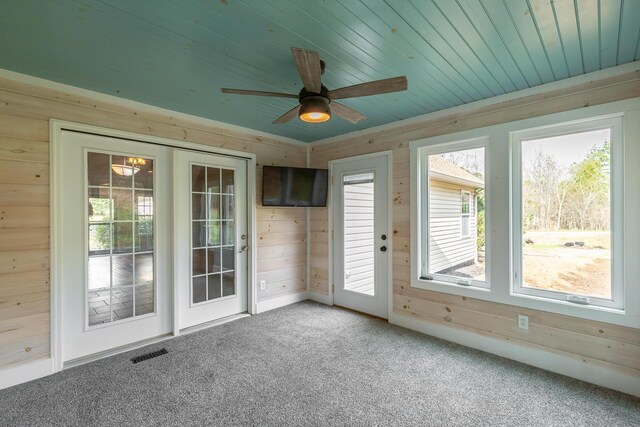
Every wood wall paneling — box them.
[0,184,49,206]
[0,270,49,297]
[0,334,49,367]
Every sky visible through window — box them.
[522,129,610,177]
[440,147,484,176]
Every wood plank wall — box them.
[309,71,640,378]
[0,77,307,369]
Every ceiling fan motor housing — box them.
[298,84,330,103]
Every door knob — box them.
[239,245,248,253]
[380,246,387,252]
[381,234,387,240]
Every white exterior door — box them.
[332,153,391,319]
[59,131,172,363]
[175,150,248,330]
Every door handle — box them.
[380,246,387,252]
[239,245,248,253]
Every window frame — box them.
[409,98,639,328]
[414,136,490,291]
[510,116,624,310]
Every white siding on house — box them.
[343,181,375,295]
[428,180,477,274]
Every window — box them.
[416,140,487,288]
[411,102,638,327]
[512,116,623,310]
[461,191,471,237]
[136,195,153,216]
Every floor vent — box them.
[131,348,168,364]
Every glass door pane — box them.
[342,173,375,296]
[191,165,236,304]
[87,152,155,326]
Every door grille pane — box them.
[191,165,236,303]
[87,151,155,326]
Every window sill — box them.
[412,277,490,295]
[510,291,625,316]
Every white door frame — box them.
[328,150,393,318]
[50,119,257,372]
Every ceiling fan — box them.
[221,48,408,125]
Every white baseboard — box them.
[307,291,332,305]
[255,291,309,314]
[0,358,54,390]
[389,313,640,398]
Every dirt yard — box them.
[522,231,611,298]
[437,231,610,298]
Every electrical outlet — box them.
[259,280,266,291]
[517,315,529,330]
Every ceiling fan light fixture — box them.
[299,96,331,123]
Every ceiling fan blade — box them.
[331,102,367,124]
[221,88,298,99]
[291,48,322,93]
[328,76,408,100]
[273,105,301,124]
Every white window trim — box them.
[511,116,624,310]
[409,97,640,328]
[460,190,471,238]
[414,136,490,291]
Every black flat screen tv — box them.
[262,166,328,207]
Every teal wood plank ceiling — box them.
[0,0,638,142]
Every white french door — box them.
[58,130,250,364]
[174,150,248,330]
[59,131,172,362]
[332,153,391,319]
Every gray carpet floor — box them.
[1,301,638,426]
